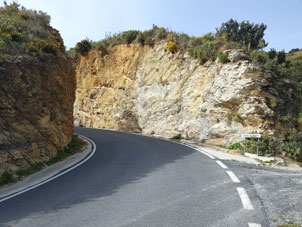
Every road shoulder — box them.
[0,135,95,202]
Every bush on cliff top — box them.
[0,1,63,55]
[84,19,266,65]
[216,19,267,51]
[75,39,92,56]
[122,30,139,44]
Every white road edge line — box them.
[248,223,262,227]
[0,134,96,203]
[81,127,217,161]
[216,160,228,169]
[236,187,254,210]
[226,171,240,183]
[194,148,216,159]
[171,142,216,160]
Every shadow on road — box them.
[0,128,198,225]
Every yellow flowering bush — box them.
[166,42,177,53]
[17,12,29,19]
[28,40,60,55]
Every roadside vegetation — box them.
[73,20,268,64]
[0,135,86,187]
[223,133,276,156]
[272,214,302,227]
[72,20,302,162]
[0,1,64,56]
[171,133,182,140]
[3,1,300,163]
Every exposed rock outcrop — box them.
[0,55,75,173]
[74,42,278,145]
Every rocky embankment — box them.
[74,42,279,145]
[0,55,75,173]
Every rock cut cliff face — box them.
[0,55,75,173]
[74,43,277,145]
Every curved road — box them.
[0,128,267,226]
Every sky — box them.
[1,0,302,51]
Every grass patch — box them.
[171,133,182,140]
[0,171,14,186]
[16,162,45,177]
[275,215,302,227]
[226,111,244,124]
[228,142,243,150]
[16,135,86,178]
[263,159,277,164]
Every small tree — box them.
[289,48,300,54]
[277,50,286,64]
[218,51,229,63]
[216,19,267,50]
[75,39,92,56]
[268,48,277,59]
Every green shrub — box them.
[268,48,277,59]
[243,133,276,156]
[283,129,302,161]
[283,141,302,161]
[289,48,300,54]
[187,34,219,64]
[250,50,267,64]
[0,171,13,185]
[10,31,23,42]
[280,114,292,122]
[75,39,92,56]
[144,25,167,44]
[0,2,62,55]
[234,114,244,124]
[16,162,44,177]
[269,98,277,108]
[17,12,29,20]
[226,112,244,124]
[297,113,302,129]
[228,142,243,150]
[66,47,77,58]
[28,39,60,55]
[277,50,286,64]
[168,32,190,51]
[136,32,145,45]
[92,39,110,55]
[154,27,167,40]
[121,30,139,44]
[171,133,182,140]
[218,51,229,63]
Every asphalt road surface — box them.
[0,128,268,227]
